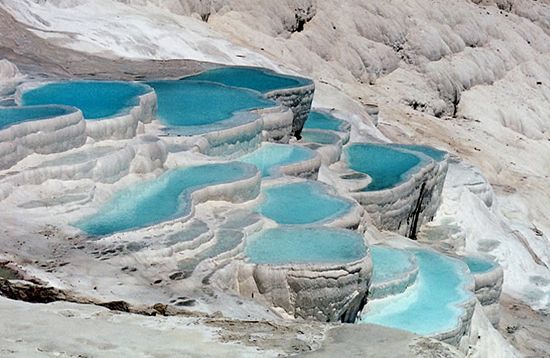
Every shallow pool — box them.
[246,227,367,265]
[359,249,473,336]
[257,182,352,224]
[370,246,416,284]
[239,143,316,177]
[0,105,75,130]
[304,111,348,132]
[147,80,275,134]
[462,256,497,274]
[20,81,150,120]
[75,162,257,236]
[393,144,447,162]
[300,130,341,145]
[345,143,422,191]
[183,66,311,94]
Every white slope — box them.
[0,0,278,68]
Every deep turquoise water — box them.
[147,80,274,132]
[0,105,74,130]
[257,182,352,224]
[21,81,150,120]
[393,144,447,162]
[304,111,348,131]
[246,227,367,265]
[183,66,311,93]
[463,256,496,274]
[301,130,341,145]
[75,162,257,236]
[239,143,316,177]
[370,246,416,284]
[345,143,422,191]
[359,249,473,336]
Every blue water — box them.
[304,111,348,132]
[183,66,311,93]
[20,81,150,120]
[359,249,473,336]
[246,227,367,265]
[463,256,497,274]
[301,130,341,145]
[239,143,316,177]
[0,105,75,130]
[257,182,352,224]
[370,246,416,284]
[345,143,422,191]
[393,144,447,162]
[147,80,274,133]
[75,162,257,236]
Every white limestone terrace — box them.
[221,226,372,323]
[0,105,86,170]
[459,255,504,326]
[1,0,547,353]
[335,143,449,239]
[181,66,315,137]
[16,81,157,141]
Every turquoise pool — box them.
[75,162,257,236]
[246,227,367,265]
[345,143,423,191]
[257,181,352,224]
[462,256,497,274]
[0,105,75,130]
[369,246,418,299]
[147,80,275,134]
[20,81,150,120]
[359,249,473,336]
[183,66,311,94]
[393,144,447,162]
[304,111,349,132]
[239,143,316,177]
[301,130,341,145]
[370,246,416,284]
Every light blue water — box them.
[246,227,367,265]
[304,111,348,132]
[21,81,150,120]
[75,162,257,236]
[345,143,422,191]
[257,182,352,224]
[183,66,311,93]
[301,130,341,145]
[239,143,316,177]
[0,105,75,130]
[393,144,447,162]
[147,80,275,133]
[359,249,473,336]
[370,246,416,284]
[463,256,497,274]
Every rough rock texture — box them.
[265,81,315,138]
[85,87,157,141]
[347,152,449,239]
[471,263,504,326]
[0,135,167,200]
[0,107,86,170]
[0,59,23,95]
[228,255,372,323]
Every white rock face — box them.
[0,59,23,95]
[0,107,87,170]
[223,255,373,323]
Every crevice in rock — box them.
[0,278,202,317]
[408,182,427,240]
